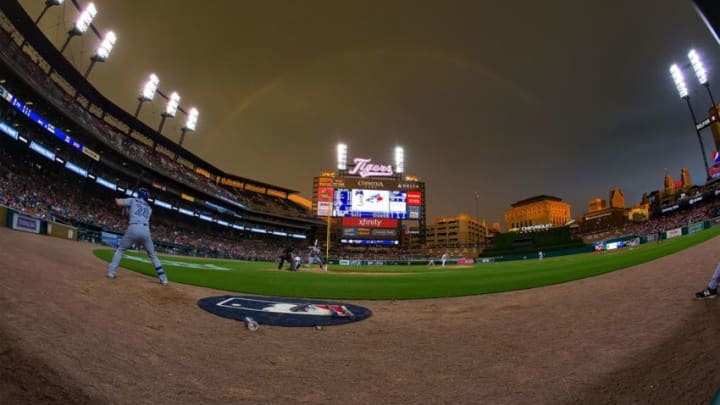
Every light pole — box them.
[126,74,159,136]
[157,91,180,134]
[48,2,96,76]
[670,63,711,180]
[689,49,719,127]
[84,30,116,78]
[59,2,97,54]
[35,0,64,24]
[474,191,480,250]
[179,107,199,145]
[21,0,64,50]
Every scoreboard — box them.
[313,176,425,245]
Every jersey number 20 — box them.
[134,206,150,219]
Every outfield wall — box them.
[483,220,714,262]
[481,226,585,258]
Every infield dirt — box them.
[1,226,720,404]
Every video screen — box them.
[329,189,412,218]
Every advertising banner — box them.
[316,187,334,216]
[371,228,398,237]
[317,202,332,217]
[329,177,422,191]
[342,218,398,228]
[407,191,422,206]
[12,213,41,233]
[101,231,122,248]
[666,228,683,239]
[688,222,705,235]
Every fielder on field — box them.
[107,188,169,285]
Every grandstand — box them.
[0,1,324,259]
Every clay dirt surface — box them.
[1,226,720,404]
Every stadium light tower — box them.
[21,0,64,50]
[688,49,719,115]
[179,107,199,146]
[134,73,159,117]
[35,0,64,25]
[337,143,348,171]
[157,91,180,134]
[59,2,97,54]
[394,146,405,175]
[670,63,711,180]
[84,30,116,78]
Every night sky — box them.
[16,1,720,226]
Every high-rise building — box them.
[425,213,488,251]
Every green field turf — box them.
[93,226,720,300]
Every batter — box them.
[107,188,169,285]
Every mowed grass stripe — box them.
[92,226,720,300]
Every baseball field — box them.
[3,225,720,404]
[95,225,720,300]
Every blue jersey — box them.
[120,198,152,226]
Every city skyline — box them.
[16,0,720,225]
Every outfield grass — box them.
[93,226,720,300]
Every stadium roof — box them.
[510,195,563,208]
[0,0,297,195]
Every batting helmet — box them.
[137,188,150,201]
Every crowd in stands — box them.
[576,202,720,243]
[5,134,720,263]
[623,204,718,237]
[0,140,304,261]
[0,24,314,221]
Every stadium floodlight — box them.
[394,146,404,174]
[688,49,718,117]
[95,31,117,61]
[133,74,159,117]
[688,49,708,85]
[83,31,117,78]
[165,92,181,117]
[337,143,348,171]
[141,74,160,101]
[72,2,97,35]
[670,62,710,180]
[670,64,689,99]
[179,107,199,146]
[183,107,199,131]
[157,92,181,134]
[58,2,97,55]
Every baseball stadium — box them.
[3,1,720,404]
